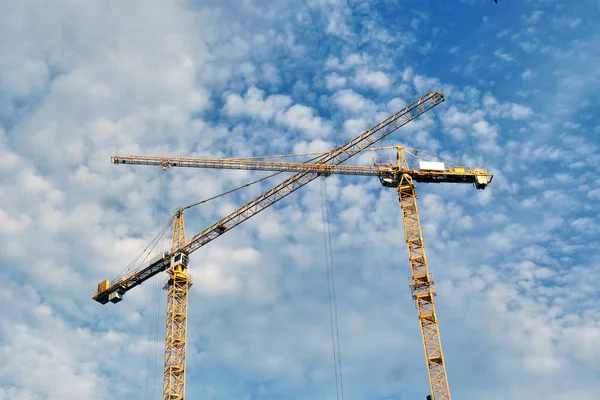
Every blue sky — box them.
[1,0,599,399]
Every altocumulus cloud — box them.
[1,0,600,399]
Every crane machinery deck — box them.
[91,91,480,400]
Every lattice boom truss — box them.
[92,91,445,298]
[398,174,451,400]
[92,91,450,400]
[163,211,193,400]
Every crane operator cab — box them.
[171,253,189,269]
[378,171,400,187]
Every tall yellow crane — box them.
[111,146,493,400]
[92,91,446,400]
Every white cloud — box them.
[354,68,392,90]
[525,10,543,25]
[223,87,329,137]
[275,104,331,138]
[482,93,534,120]
[325,52,369,71]
[223,86,292,121]
[2,0,600,399]
[571,217,596,235]
[494,48,516,62]
[325,73,347,90]
[331,89,377,115]
[260,63,281,85]
[413,73,442,94]
[508,103,534,119]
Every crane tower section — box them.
[92,92,446,306]
[91,91,449,400]
[163,209,193,400]
[397,155,451,399]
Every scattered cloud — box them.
[494,48,516,62]
[1,0,599,399]
[353,68,392,90]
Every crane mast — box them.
[397,150,449,400]
[93,91,444,302]
[163,210,192,399]
[92,91,447,400]
[109,146,493,400]
[178,92,444,257]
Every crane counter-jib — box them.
[92,252,172,304]
[92,168,492,304]
[110,154,494,189]
[93,91,446,305]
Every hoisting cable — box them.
[144,264,163,400]
[158,170,169,255]
[154,170,168,395]
[119,145,428,278]
[116,168,285,279]
[221,145,415,161]
[221,150,329,160]
[145,169,168,399]
[182,170,285,211]
[403,147,464,167]
[115,217,173,280]
[181,146,435,212]
[180,148,343,211]
[152,270,163,398]
[320,176,345,400]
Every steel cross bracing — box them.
[397,152,450,400]
[115,147,493,399]
[111,151,493,188]
[163,210,193,400]
[92,91,445,301]
[179,91,445,256]
[113,147,493,400]
[92,90,447,400]
[112,155,383,176]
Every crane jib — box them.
[180,92,444,255]
[92,91,445,302]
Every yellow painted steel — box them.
[396,152,451,400]
[163,209,193,400]
[105,144,493,399]
[92,91,448,400]
[110,147,493,187]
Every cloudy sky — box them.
[1,0,599,399]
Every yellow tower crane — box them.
[111,145,493,400]
[92,91,447,399]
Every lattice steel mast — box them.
[397,150,450,400]
[92,91,446,400]
[163,209,193,399]
[110,146,493,400]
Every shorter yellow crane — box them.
[93,90,446,400]
[108,145,493,400]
